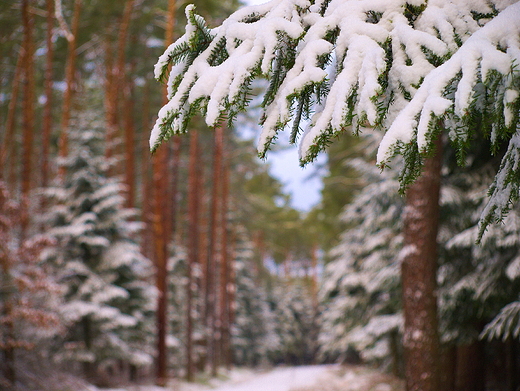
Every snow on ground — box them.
[206,365,333,391]
[99,364,403,391]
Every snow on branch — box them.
[478,126,520,240]
[375,2,520,234]
[152,0,520,231]
[377,2,520,168]
[151,0,462,158]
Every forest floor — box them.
[98,364,404,391]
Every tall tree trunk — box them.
[186,129,201,382]
[505,337,519,391]
[197,167,209,373]
[123,76,136,207]
[227,231,237,367]
[140,77,153,260]
[154,0,176,384]
[104,43,117,161]
[106,0,134,166]
[219,151,231,369]
[153,143,169,386]
[0,48,23,186]
[205,126,224,377]
[401,136,442,391]
[42,0,55,189]
[455,341,484,391]
[20,0,36,238]
[168,136,181,242]
[0,186,15,385]
[58,0,80,179]
[439,345,456,391]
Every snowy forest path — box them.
[172,364,403,391]
[208,365,335,391]
[98,364,403,391]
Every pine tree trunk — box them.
[154,1,176,383]
[41,0,54,189]
[106,0,134,167]
[58,0,80,179]
[104,42,117,161]
[0,186,15,384]
[205,126,224,377]
[197,166,209,373]
[140,74,153,260]
[455,341,484,391]
[219,153,231,369]
[0,48,23,186]
[20,0,36,238]
[401,136,442,391]
[153,144,169,386]
[439,345,456,391]
[123,77,136,207]
[505,337,519,391]
[186,129,201,382]
[227,231,237,366]
[168,136,181,242]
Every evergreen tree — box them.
[271,280,318,365]
[0,181,62,388]
[231,227,280,367]
[43,125,156,381]
[319,133,403,370]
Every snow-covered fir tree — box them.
[232,227,279,366]
[271,279,318,365]
[318,133,403,369]
[0,182,63,387]
[42,127,156,380]
[166,243,207,374]
[438,157,520,345]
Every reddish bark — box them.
[20,0,36,237]
[41,0,54,189]
[205,126,224,377]
[106,0,135,165]
[455,341,485,391]
[58,0,81,179]
[0,48,23,186]
[140,76,153,260]
[401,136,442,391]
[168,136,182,242]
[219,151,231,369]
[186,129,201,381]
[104,44,117,161]
[154,0,176,384]
[153,144,169,386]
[439,345,456,391]
[123,77,136,207]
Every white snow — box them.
[97,364,403,391]
[209,365,333,391]
[377,1,520,165]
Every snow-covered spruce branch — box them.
[151,0,520,230]
[376,2,520,235]
[478,125,520,239]
[152,0,497,156]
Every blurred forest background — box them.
[1,1,520,391]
